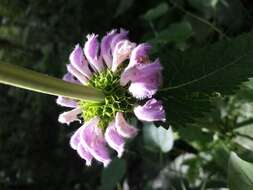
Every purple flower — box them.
[134,98,166,122]
[80,117,111,167]
[105,122,125,158]
[67,64,89,85]
[115,112,138,138]
[62,72,80,84]
[104,113,138,158]
[84,34,104,72]
[70,126,93,166]
[112,40,136,72]
[58,107,81,125]
[69,44,92,79]
[127,43,152,69]
[57,29,169,167]
[120,59,162,99]
[110,29,129,52]
[56,96,77,108]
[101,30,117,68]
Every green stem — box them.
[0,63,104,102]
[236,118,253,129]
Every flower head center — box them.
[79,69,134,130]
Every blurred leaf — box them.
[150,22,193,44]
[213,143,230,173]
[217,0,246,34]
[188,0,219,9]
[177,125,213,148]
[100,158,126,190]
[185,14,212,43]
[234,124,253,150]
[143,123,174,153]
[114,0,134,17]
[228,152,253,190]
[142,2,169,21]
[236,80,253,102]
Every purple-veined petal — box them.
[80,117,111,167]
[63,73,80,84]
[101,29,117,68]
[120,59,162,99]
[70,44,92,79]
[110,29,129,53]
[58,107,81,125]
[76,143,93,166]
[69,127,93,166]
[105,122,125,158]
[115,112,138,138]
[127,43,152,69]
[67,64,89,85]
[56,96,77,108]
[134,98,166,122]
[84,34,104,72]
[70,128,81,150]
[112,40,136,72]
[120,59,162,86]
[128,73,161,99]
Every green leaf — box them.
[228,152,253,190]
[100,158,126,190]
[234,124,253,150]
[143,123,174,153]
[142,2,169,21]
[177,125,213,149]
[159,32,253,126]
[150,22,193,44]
[114,0,134,17]
[188,0,219,9]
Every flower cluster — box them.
[57,29,166,167]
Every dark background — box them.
[1,0,253,190]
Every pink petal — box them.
[84,34,104,72]
[62,73,80,84]
[128,80,158,99]
[105,122,125,158]
[115,112,138,138]
[111,40,136,72]
[70,128,81,150]
[58,107,81,125]
[101,29,117,68]
[56,96,77,108]
[127,43,152,69]
[69,44,92,79]
[80,117,111,167]
[76,143,93,166]
[70,127,93,166]
[67,64,89,85]
[134,98,166,122]
[110,29,129,53]
[120,59,162,99]
[120,59,162,86]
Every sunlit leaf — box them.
[228,152,253,190]
[234,124,253,150]
[143,123,174,153]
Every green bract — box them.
[79,69,135,129]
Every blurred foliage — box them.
[1,0,253,190]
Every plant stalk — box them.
[0,63,104,102]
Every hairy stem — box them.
[0,63,104,102]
